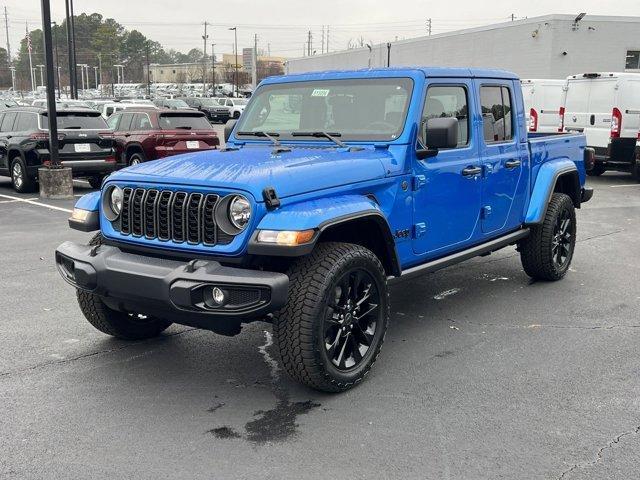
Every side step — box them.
[390,229,529,284]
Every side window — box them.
[106,114,120,130]
[0,113,4,130]
[132,113,152,130]
[1,112,17,132]
[421,85,469,147]
[105,106,114,117]
[480,85,513,143]
[14,113,37,132]
[118,113,134,131]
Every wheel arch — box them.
[124,143,145,162]
[525,160,580,225]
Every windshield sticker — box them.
[311,89,330,97]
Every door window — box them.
[480,86,513,143]
[106,114,120,130]
[132,113,152,130]
[14,113,38,132]
[420,85,469,147]
[1,112,17,132]
[118,113,134,131]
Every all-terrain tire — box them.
[272,242,390,393]
[76,233,172,340]
[519,193,576,281]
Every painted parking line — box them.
[0,197,38,204]
[0,193,73,213]
[610,184,640,188]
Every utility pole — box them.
[387,43,391,67]
[94,66,99,91]
[10,66,15,91]
[64,0,77,98]
[97,53,102,92]
[229,27,238,97]
[211,42,215,96]
[326,26,330,52]
[26,24,35,92]
[40,0,60,167]
[145,43,150,97]
[69,0,77,97]
[3,7,10,67]
[202,22,208,95]
[307,30,312,56]
[251,33,257,90]
[37,64,44,86]
[427,18,432,35]
[511,13,516,21]
[321,26,325,54]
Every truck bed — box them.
[528,132,587,189]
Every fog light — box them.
[211,287,226,305]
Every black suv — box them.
[179,97,231,123]
[0,107,119,192]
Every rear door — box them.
[412,80,482,255]
[585,78,617,148]
[478,81,529,234]
[537,81,566,133]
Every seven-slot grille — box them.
[116,187,232,246]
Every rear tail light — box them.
[558,107,565,133]
[529,108,538,132]
[30,132,49,140]
[610,107,622,138]
[105,156,116,163]
[584,147,595,171]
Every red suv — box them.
[106,108,220,166]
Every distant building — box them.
[286,14,640,79]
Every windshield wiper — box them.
[291,131,346,148]
[237,131,281,145]
[236,131,291,154]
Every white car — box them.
[216,97,248,118]
[562,72,640,177]
[100,102,157,119]
[521,79,566,134]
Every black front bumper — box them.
[55,241,289,333]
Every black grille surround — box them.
[112,187,236,247]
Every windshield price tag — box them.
[311,89,330,97]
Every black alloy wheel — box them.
[324,269,380,371]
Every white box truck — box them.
[562,72,640,179]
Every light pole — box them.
[93,66,98,90]
[202,22,208,96]
[211,42,216,97]
[229,27,238,97]
[76,63,85,92]
[9,66,15,91]
[52,21,61,98]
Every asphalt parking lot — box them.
[0,171,639,480]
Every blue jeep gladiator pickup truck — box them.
[55,67,594,392]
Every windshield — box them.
[41,112,109,130]
[234,99,248,105]
[165,99,189,108]
[236,78,413,142]
[158,113,212,130]
[199,98,220,107]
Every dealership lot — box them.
[0,173,639,479]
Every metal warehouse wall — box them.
[285,15,640,79]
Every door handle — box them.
[124,133,131,137]
[461,166,482,177]
[505,159,521,169]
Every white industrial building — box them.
[285,14,640,79]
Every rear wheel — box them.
[128,152,145,166]
[631,157,640,183]
[587,163,605,176]
[87,175,104,189]
[76,234,172,340]
[519,193,576,281]
[10,157,36,193]
[273,242,390,392]
[233,111,241,119]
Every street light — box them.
[36,64,45,86]
[229,27,238,97]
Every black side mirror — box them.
[417,117,459,159]
[224,119,237,143]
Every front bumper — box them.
[55,241,289,332]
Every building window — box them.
[626,51,640,70]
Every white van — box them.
[521,79,566,134]
[562,72,640,178]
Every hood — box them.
[108,146,390,201]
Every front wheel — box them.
[273,242,390,392]
[76,234,172,340]
[519,193,576,281]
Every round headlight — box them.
[110,186,123,216]
[228,195,251,230]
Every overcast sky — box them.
[6,0,639,58]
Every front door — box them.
[477,82,529,234]
[412,81,482,256]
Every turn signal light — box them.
[256,229,315,246]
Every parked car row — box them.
[522,72,640,180]
[0,106,219,192]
